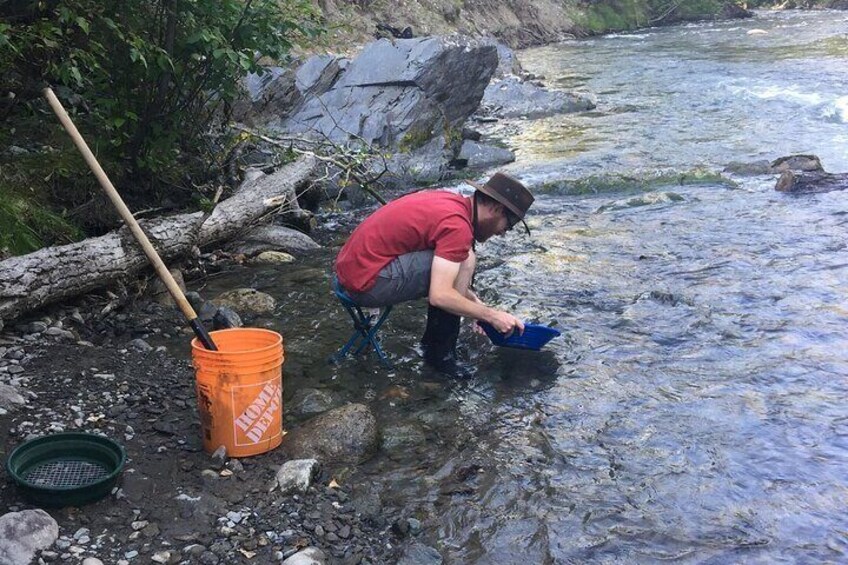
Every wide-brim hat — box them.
[468,172,534,235]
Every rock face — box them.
[281,403,379,464]
[0,509,60,565]
[281,36,498,150]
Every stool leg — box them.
[333,303,371,362]
[365,307,393,367]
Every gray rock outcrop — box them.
[0,509,60,565]
[281,36,497,148]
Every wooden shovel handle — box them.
[43,87,217,350]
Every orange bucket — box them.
[191,328,284,457]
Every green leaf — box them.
[76,17,90,34]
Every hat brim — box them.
[468,180,531,236]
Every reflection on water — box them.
[198,9,848,564]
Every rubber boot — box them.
[421,305,472,377]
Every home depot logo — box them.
[233,380,282,445]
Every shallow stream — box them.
[201,10,848,563]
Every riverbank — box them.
[312,0,752,51]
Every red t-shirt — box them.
[336,190,473,293]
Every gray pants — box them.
[343,250,434,307]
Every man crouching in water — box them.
[334,172,534,376]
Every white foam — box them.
[821,95,848,123]
[730,84,824,106]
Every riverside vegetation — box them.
[0,0,836,257]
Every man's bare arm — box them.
[428,256,523,335]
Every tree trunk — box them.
[775,171,848,194]
[0,155,317,322]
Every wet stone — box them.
[200,551,219,564]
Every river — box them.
[203,9,848,564]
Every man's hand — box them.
[486,309,524,337]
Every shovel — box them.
[43,87,218,350]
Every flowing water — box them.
[200,10,848,564]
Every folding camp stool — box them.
[330,277,393,368]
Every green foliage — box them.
[0,186,83,255]
[398,126,434,153]
[536,169,737,196]
[1,0,322,254]
[575,0,728,32]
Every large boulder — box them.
[0,510,59,565]
[281,36,498,149]
[281,403,379,464]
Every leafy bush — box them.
[0,0,321,252]
[576,0,730,31]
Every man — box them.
[335,172,534,375]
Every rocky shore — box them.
[0,286,423,565]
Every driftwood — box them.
[0,155,317,322]
[776,171,848,194]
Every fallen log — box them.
[775,171,848,194]
[0,155,317,322]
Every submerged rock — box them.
[397,542,443,565]
[289,388,338,417]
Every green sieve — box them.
[5,432,126,507]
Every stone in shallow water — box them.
[280,403,379,464]
[397,543,442,565]
[213,288,276,315]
